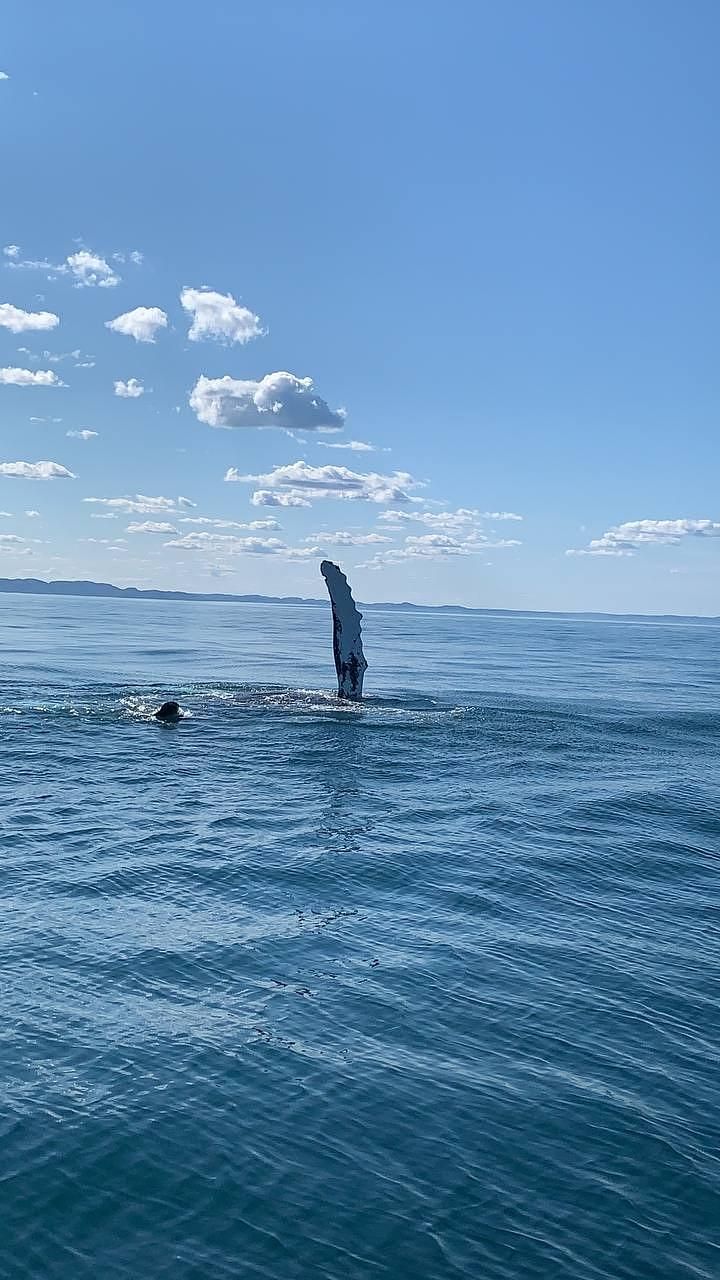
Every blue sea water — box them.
[1,594,719,1280]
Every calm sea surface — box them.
[1,595,719,1280]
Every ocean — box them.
[1,594,718,1280]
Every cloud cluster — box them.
[362,529,520,568]
[163,531,316,559]
[126,521,178,534]
[305,531,391,546]
[228,460,420,506]
[114,378,145,398]
[180,287,265,345]
[379,507,523,531]
[83,494,195,515]
[0,460,75,479]
[0,366,64,387]
[66,430,98,440]
[106,307,168,343]
[567,518,720,558]
[190,372,345,431]
[178,516,281,531]
[0,303,59,333]
[6,247,123,287]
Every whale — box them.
[154,700,182,722]
[320,560,368,701]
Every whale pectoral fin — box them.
[320,560,367,701]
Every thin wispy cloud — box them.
[190,372,345,431]
[317,439,380,452]
[180,287,265,345]
[66,429,98,440]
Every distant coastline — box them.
[0,576,717,624]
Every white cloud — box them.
[189,372,345,431]
[106,307,167,343]
[67,250,119,288]
[178,516,281,531]
[317,439,378,452]
[249,489,311,508]
[66,429,98,440]
[567,518,720,557]
[90,513,117,519]
[164,532,290,555]
[0,460,75,479]
[83,494,189,515]
[0,534,25,543]
[25,510,40,517]
[180,287,265,345]
[3,245,20,257]
[305,531,391,546]
[378,507,479,531]
[0,303,59,333]
[0,73,9,82]
[130,250,144,265]
[126,521,178,534]
[230,460,420,506]
[362,530,520,568]
[113,378,145,398]
[480,511,523,521]
[0,367,64,387]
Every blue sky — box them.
[1,0,719,612]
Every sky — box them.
[1,0,719,613]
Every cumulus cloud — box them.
[180,287,265,345]
[249,490,311,508]
[126,521,178,534]
[229,460,420,506]
[113,378,145,398]
[178,516,281,531]
[106,307,167,343]
[3,245,20,257]
[0,460,75,479]
[83,494,192,515]
[66,250,119,288]
[66,429,97,440]
[0,366,64,387]
[317,440,379,452]
[190,372,345,432]
[305,531,391,546]
[25,510,40,517]
[0,303,59,333]
[567,518,720,557]
[0,73,9,81]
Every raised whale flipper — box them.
[320,560,368,701]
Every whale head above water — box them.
[154,700,182,722]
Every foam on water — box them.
[1,595,718,1280]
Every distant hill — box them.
[0,576,718,624]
